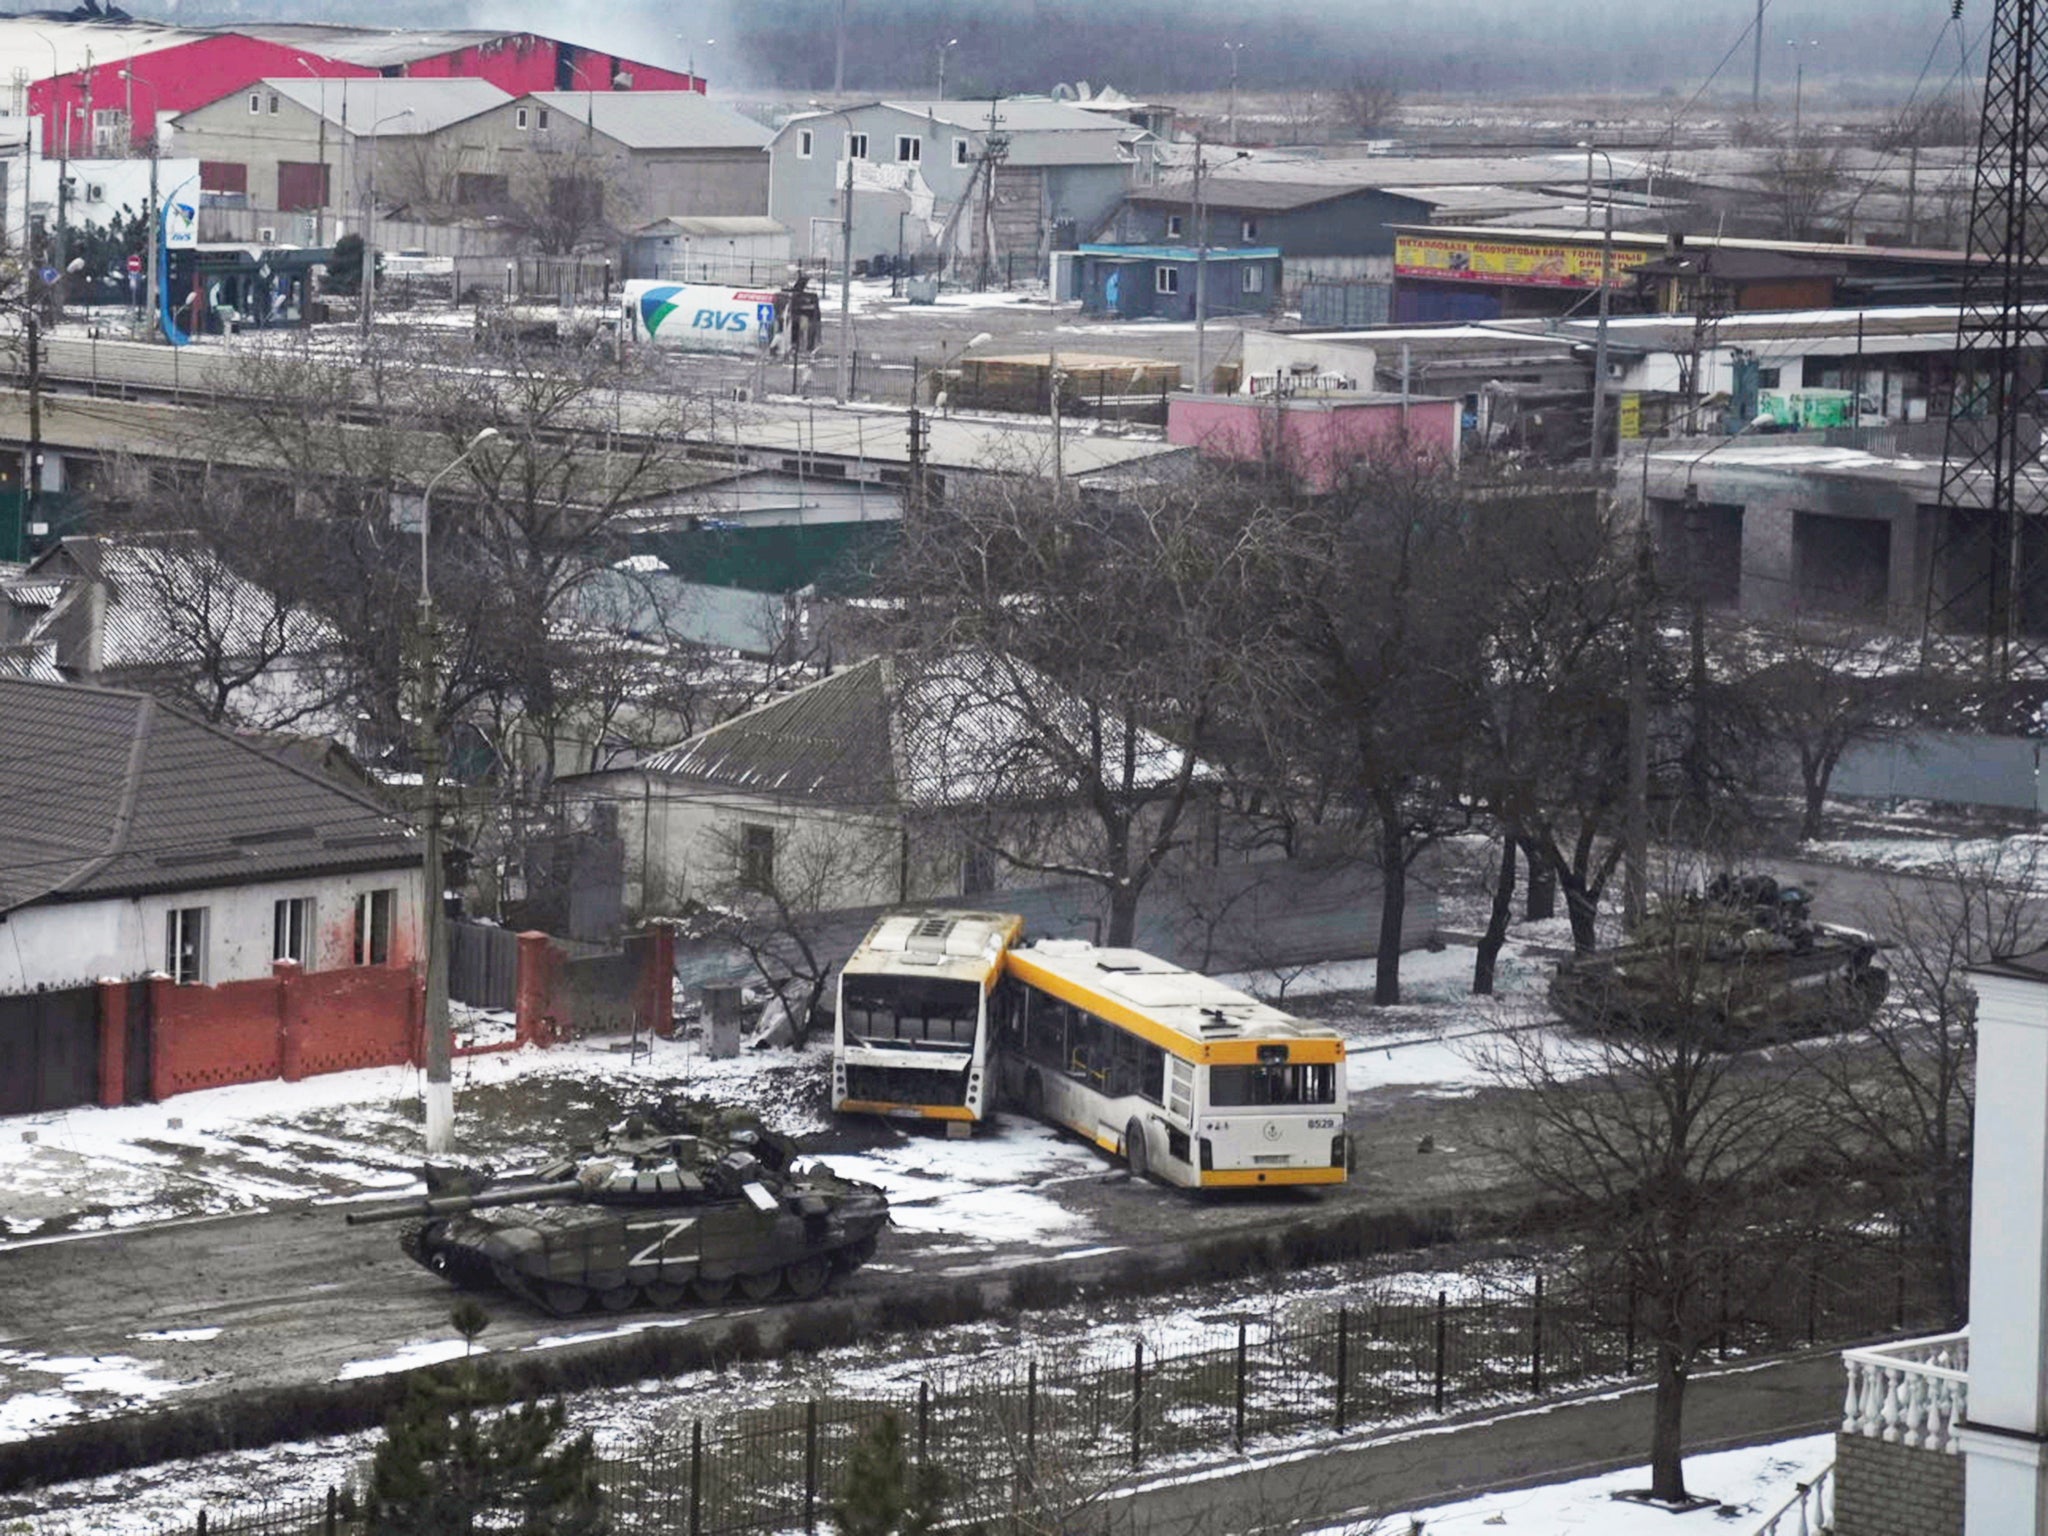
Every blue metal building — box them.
[1075,244,1282,321]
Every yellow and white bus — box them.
[995,939,1349,1188]
[832,909,1025,1134]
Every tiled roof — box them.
[626,652,1194,810]
[0,678,417,913]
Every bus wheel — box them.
[1125,1119,1151,1183]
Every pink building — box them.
[0,21,700,159]
[1166,392,1461,493]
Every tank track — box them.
[413,1230,884,1319]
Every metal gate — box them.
[0,986,101,1114]
[448,921,520,1012]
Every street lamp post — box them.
[1787,37,1819,138]
[417,426,501,1156]
[360,106,415,341]
[120,66,159,329]
[936,38,958,101]
[1223,43,1245,146]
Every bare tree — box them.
[1334,70,1402,137]
[1270,453,1486,1002]
[885,469,1285,947]
[1722,618,1930,841]
[1761,141,1849,241]
[1478,871,1827,1505]
[1802,843,2048,1322]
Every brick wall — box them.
[1834,1432,1964,1536]
[148,961,421,1099]
[513,925,675,1046]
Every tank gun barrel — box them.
[345,1179,586,1225]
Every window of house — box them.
[537,108,550,131]
[1757,366,1782,389]
[456,171,511,207]
[277,161,331,212]
[953,138,969,165]
[1242,264,1265,294]
[740,823,776,891]
[1165,213,1183,238]
[798,128,814,158]
[273,897,314,966]
[1240,217,1258,241]
[200,160,249,195]
[248,93,261,114]
[896,134,920,163]
[515,106,530,130]
[354,889,394,966]
[847,132,868,160]
[267,93,280,115]
[165,907,207,985]
[1155,266,1180,294]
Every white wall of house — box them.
[0,864,425,993]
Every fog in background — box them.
[139,0,1972,103]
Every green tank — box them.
[1548,873,1888,1044]
[348,1115,888,1318]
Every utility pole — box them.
[1192,136,1207,394]
[416,429,498,1156]
[23,307,39,551]
[834,0,847,94]
[1751,0,1764,111]
[836,135,853,402]
[1624,496,1651,928]
[1583,144,1615,471]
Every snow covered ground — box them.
[1321,1433,1834,1535]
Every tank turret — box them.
[349,1119,888,1317]
[1548,872,1888,1045]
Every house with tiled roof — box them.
[0,676,422,994]
[556,650,1198,918]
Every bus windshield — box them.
[1207,1063,1338,1107]
[841,974,982,1048]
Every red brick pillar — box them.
[641,922,678,1039]
[97,979,128,1108]
[515,931,555,1048]
[274,960,304,1082]
[148,974,174,1103]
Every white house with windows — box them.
[766,97,1156,275]
[0,676,422,994]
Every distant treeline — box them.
[159,0,1957,101]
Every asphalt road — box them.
[0,1083,1512,1421]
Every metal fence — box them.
[138,1231,1952,1536]
[446,920,519,1013]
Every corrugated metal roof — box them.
[626,651,1194,811]
[230,24,510,67]
[633,215,788,238]
[884,98,1148,136]
[528,91,771,151]
[23,536,334,673]
[244,77,511,135]
[0,677,416,913]
[1131,179,1405,213]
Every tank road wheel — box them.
[831,1235,879,1274]
[535,1281,590,1317]
[595,1285,637,1313]
[784,1257,830,1301]
[1125,1119,1152,1183]
[737,1268,783,1302]
[642,1281,689,1309]
[690,1273,735,1305]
